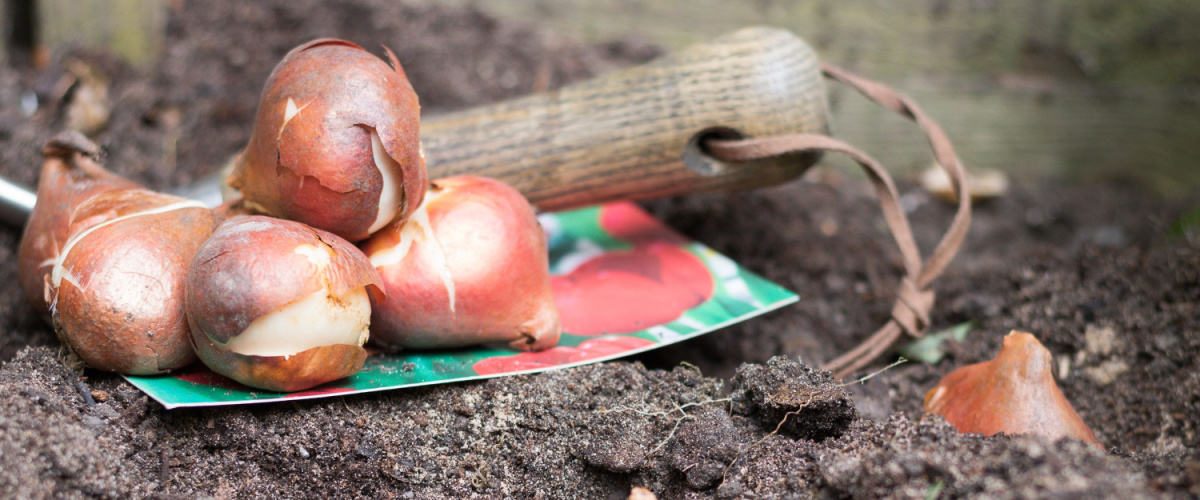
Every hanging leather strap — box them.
[704,62,971,378]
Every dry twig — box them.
[839,358,908,387]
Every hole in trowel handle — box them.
[682,127,744,177]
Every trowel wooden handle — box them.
[421,27,830,211]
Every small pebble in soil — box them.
[715,480,744,499]
[1084,359,1130,386]
[357,443,377,459]
[80,415,105,435]
[1084,324,1118,357]
[90,404,118,421]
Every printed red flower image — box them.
[473,336,654,376]
[598,201,689,245]
[551,203,715,336]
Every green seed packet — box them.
[125,202,798,408]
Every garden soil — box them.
[0,1,1197,498]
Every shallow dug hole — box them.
[0,1,1197,498]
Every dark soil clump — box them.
[1,1,1197,498]
[730,356,857,441]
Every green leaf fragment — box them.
[897,322,974,365]
[1166,204,1200,242]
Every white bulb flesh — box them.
[368,130,405,234]
[366,187,444,268]
[293,243,332,269]
[277,97,308,141]
[223,287,371,357]
[367,188,456,313]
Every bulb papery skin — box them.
[185,216,383,392]
[18,132,138,321]
[228,39,426,242]
[48,188,216,375]
[362,176,561,351]
[923,331,1101,447]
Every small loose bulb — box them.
[924,331,1101,447]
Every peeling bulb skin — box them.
[18,132,138,321]
[362,176,561,351]
[923,331,1101,447]
[228,39,426,242]
[47,189,216,375]
[186,216,382,391]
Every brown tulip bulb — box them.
[361,176,561,351]
[47,187,216,375]
[228,39,426,242]
[924,331,1101,447]
[186,216,384,392]
[18,132,138,321]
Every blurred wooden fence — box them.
[10,0,166,67]
[6,0,1199,195]
[448,0,1200,196]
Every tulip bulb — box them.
[228,39,426,242]
[361,176,561,351]
[18,132,138,320]
[924,331,1101,447]
[186,216,384,392]
[46,186,216,374]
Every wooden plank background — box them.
[35,0,166,67]
[446,0,1200,197]
[444,0,1200,86]
[14,0,1200,196]
[0,1,10,66]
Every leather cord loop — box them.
[892,277,934,336]
[703,62,971,378]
